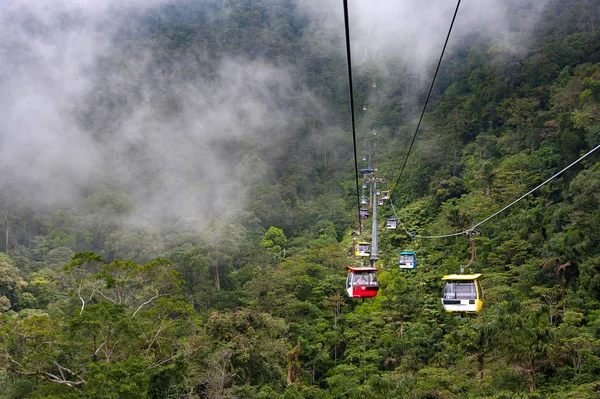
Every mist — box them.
[301,0,549,75]
[0,0,323,229]
[0,0,551,231]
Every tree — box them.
[0,253,28,312]
[498,302,558,393]
[263,226,288,261]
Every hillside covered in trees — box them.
[1,0,600,397]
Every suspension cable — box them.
[389,201,414,238]
[342,0,362,231]
[387,0,462,204]
[392,143,600,239]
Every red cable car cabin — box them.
[345,266,379,298]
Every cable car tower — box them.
[359,121,383,268]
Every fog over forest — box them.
[0,0,550,228]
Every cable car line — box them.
[389,201,415,238]
[342,0,363,233]
[387,0,462,204]
[390,143,600,240]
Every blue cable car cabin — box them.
[441,274,483,313]
[398,251,417,269]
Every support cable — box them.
[342,0,362,232]
[389,201,414,238]
[387,0,462,203]
[391,143,600,239]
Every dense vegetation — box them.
[2,0,600,397]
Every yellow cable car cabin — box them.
[381,191,390,200]
[354,242,371,257]
[441,274,483,313]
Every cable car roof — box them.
[442,273,482,280]
[356,241,370,245]
[346,267,378,272]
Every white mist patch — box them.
[107,56,301,228]
[299,0,549,76]
[0,0,322,229]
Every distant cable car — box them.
[371,81,377,88]
[377,199,384,206]
[386,218,397,229]
[360,167,378,174]
[441,274,483,313]
[360,208,369,219]
[381,191,390,200]
[345,266,379,298]
[362,105,368,111]
[354,242,371,257]
[372,129,377,136]
[398,251,417,269]
[361,197,368,205]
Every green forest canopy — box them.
[1,0,600,398]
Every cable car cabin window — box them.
[399,254,412,264]
[352,272,377,286]
[358,244,370,253]
[443,281,477,300]
[346,274,352,289]
[476,280,483,300]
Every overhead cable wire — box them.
[342,0,362,231]
[388,0,462,202]
[389,200,414,238]
[394,143,600,239]
[468,143,600,231]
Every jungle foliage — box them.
[2,0,600,397]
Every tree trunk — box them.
[324,133,327,168]
[3,210,9,252]
[527,360,536,393]
[215,264,220,291]
[4,221,9,253]
[287,339,301,385]
[477,353,485,382]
